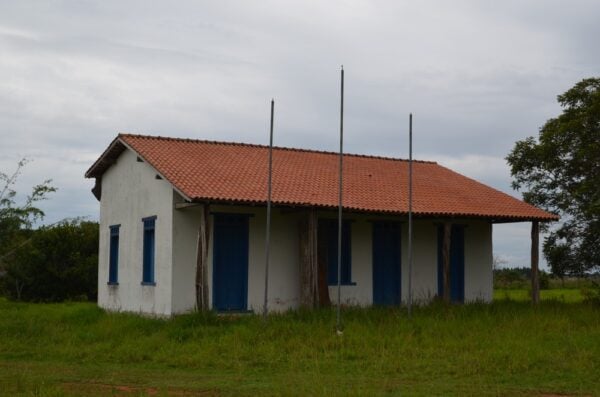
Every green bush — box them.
[581,280,600,306]
[539,271,550,289]
[0,220,98,302]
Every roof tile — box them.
[86,134,558,222]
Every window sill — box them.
[141,281,156,286]
[107,282,119,286]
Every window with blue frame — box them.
[108,225,120,284]
[142,216,156,284]
[318,219,352,285]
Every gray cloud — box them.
[1,0,598,269]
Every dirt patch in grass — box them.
[62,381,219,396]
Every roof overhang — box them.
[177,197,558,223]
[85,135,192,202]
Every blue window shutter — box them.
[342,222,352,284]
[108,225,120,284]
[321,219,352,285]
[326,220,337,284]
[142,217,156,284]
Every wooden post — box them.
[298,214,309,307]
[531,220,540,305]
[195,204,210,311]
[309,209,319,306]
[442,222,452,303]
[317,219,331,307]
[299,208,318,308]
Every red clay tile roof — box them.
[86,134,558,222]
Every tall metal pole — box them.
[407,113,413,317]
[337,66,344,334]
[262,99,274,320]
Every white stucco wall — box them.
[169,208,494,313]
[97,151,493,316]
[246,208,302,312]
[464,221,494,301]
[401,220,439,303]
[169,203,303,313]
[400,219,493,304]
[97,149,174,316]
[170,195,202,314]
[325,216,493,306]
[330,217,373,306]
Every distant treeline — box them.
[493,267,599,290]
[0,220,98,302]
[494,267,550,290]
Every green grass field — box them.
[494,288,585,303]
[0,296,598,396]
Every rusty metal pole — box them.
[262,99,274,320]
[336,66,344,334]
[407,113,414,317]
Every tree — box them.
[507,77,600,276]
[0,159,56,265]
[0,159,56,298]
[492,254,508,271]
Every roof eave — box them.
[84,135,126,178]
[185,197,559,222]
[85,134,193,203]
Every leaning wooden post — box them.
[299,208,318,308]
[298,214,310,307]
[531,220,540,305]
[309,209,319,306]
[442,222,452,303]
[195,204,211,311]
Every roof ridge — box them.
[118,132,437,164]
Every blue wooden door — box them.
[372,221,401,305]
[212,214,249,311]
[319,219,352,285]
[437,225,465,303]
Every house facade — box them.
[86,134,557,316]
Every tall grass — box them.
[493,288,585,303]
[0,298,598,396]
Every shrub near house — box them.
[0,220,98,302]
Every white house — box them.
[85,134,557,316]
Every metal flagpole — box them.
[337,66,344,334]
[262,99,275,321]
[407,113,414,317]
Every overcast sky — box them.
[1,1,598,269]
